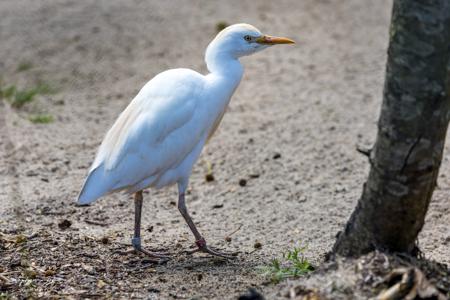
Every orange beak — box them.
[255,35,295,45]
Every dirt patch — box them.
[0,229,262,299]
[2,232,448,299]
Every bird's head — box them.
[206,23,295,60]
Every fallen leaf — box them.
[375,267,446,300]
[97,279,106,288]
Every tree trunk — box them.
[333,0,450,257]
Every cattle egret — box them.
[78,23,294,260]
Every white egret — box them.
[78,23,294,260]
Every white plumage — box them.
[77,23,294,259]
[79,69,208,203]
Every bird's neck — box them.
[205,47,243,87]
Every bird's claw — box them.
[133,246,171,263]
[199,246,238,259]
[131,238,171,262]
[187,238,238,259]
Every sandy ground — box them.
[1,0,449,299]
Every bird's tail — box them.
[77,165,109,205]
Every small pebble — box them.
[335,185,347,193]
[238,288,265,300]
[205,173,215,182]
[58,219,72,230]
[239,179,247,187]
[82,264,95,275]
[254,241,262,249]
[25,170,38,177]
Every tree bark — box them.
[333,0,450,257]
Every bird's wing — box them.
[78,69,206,203]
[206,108,226,143]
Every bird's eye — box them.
[244,35,252,42]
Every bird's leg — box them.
[177,192,236,259]
[132,191,170,261]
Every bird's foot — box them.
[132,238,171,263]
[186,237,238,259]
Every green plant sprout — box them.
[0,82,57,108]
[258,245,314,283]
[28,114,54,124]
[17,61,33,72]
